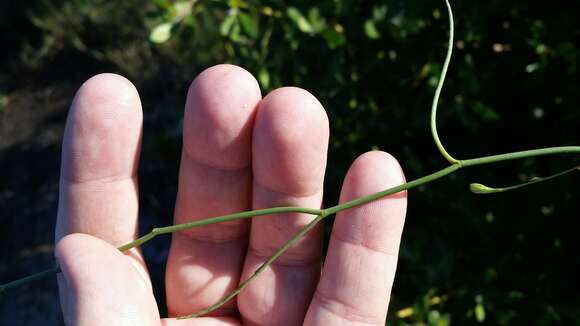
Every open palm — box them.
[54,65,407,325]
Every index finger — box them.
[55,73,149,282]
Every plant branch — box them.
[178,214,326,319]
[0,266,59,295]
[118,206,323,252]
[176,144,580,318]
[3,144,577,296]
[430,0,459,164]
[470,165,580,194]
[1,1,578,322]
[461,146,580,167]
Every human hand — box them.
[54,65,407,325]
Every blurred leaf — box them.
[220,12,237,36]
[320,27,345,48]
[152,0,172,10]
[150,22,173,43]
[258,67,270,89]
[475,295,486,322]
[475,304,486,322]
[239,12,258,38]
[308,7,325,32]
[173,1,192,21]
[287,7,314,34]
[472,101,500,121]
[230,20,242,42]
[372,4,388,21]
[364,20,380,39]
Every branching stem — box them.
[1,145,578,300]
[0,0,578,321]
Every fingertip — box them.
[188,64,261,102]
[342,150,406,200]
[184,64,261,169]
[63,73,143,182]
[75,73,141,109]
[336,150,407,256]
[253,86,330,196]
[258,87,330,140]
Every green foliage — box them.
[1,0,579,324]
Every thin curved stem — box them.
[0,265,60,294]
[431,0,459,164]
[118,206,323,252]
[461,146,580,167]
[324,164,461,216]
[1,1,579,320]
[177,145,580,318]
[470,165,580,194]
[178,214,325,319]
[1,145,578,296]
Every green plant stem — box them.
[177,145,580,319]
[460,146,580,167]
[178,214,325,319]
[0,265,59,294]
[1,145,578,298]
[1,0,579,320]
[431,0,458,164]
[118,206,323,252]
[470,165,580,194]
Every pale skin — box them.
[54,64,408,325]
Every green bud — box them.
[469,183,501,194]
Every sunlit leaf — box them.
[364,20,380,39]
[287,7,314,34]
[258,68,270,89]
[308,7,325,32]
[239,12,259,38]
[475,295,486,322]
[475,303,486,322]
[152,0,172,10]
[149,22,173,43]
[372,5,388,21]
[173,1,192,21]
[220,13,237,36]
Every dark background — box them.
[0,0,579,325]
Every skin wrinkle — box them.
[249,185,324,260]
[246,244,322,268]
[312,286,385,325]
[330,223,401,258]
[239,260,319,326]
[333,201,406,256]
[183,148,252,173]
[60,173,138,186]
[253,178,322,199]
[173,155,251,242]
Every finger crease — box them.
[313,289,385,325]
[183,147,251,173]
[247,246,320,267]
[331,230,399,258]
